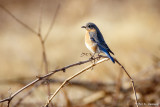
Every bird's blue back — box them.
[88,24,115,63]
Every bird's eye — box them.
[88,25,91,28]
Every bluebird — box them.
[81,22,115,63]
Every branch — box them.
[0,4,38,35]
[38,0,44,36]
[114,58,139,107]
[12,81,42,107]
[44,58,110,107]
[43,1,61,42]
[44,57,139,107]
[0,56,103,106]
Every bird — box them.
[81,22,115,63]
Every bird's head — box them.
[81,22,98,32]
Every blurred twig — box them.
[38,31,51,95]
[0,4,38,35]
[37,0,52,97]
[44,78,115,91]
[0,1,60,98]
[61,89,71,107]
[44,1,61,42]
[0,78,115,92]
[38,0,61,97]
[38,0,44,36]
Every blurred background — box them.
[0,0,160,107]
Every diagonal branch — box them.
[44,57,139,107]
[12,82,41,107]
[0,4,38,35]
[0,56,103,106]
[43,1,61,42]
[38,0,44,36]
[44,58,109,107]
[114,58,139,107]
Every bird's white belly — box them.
[85,42,96,53]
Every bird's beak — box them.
[81,26,86,28]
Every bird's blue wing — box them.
[98,44,115,63]
[89,32,114,55]
[89,32,115,63]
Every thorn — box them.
[36,76,43,80]
[62,68,66,72]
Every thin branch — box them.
[12,82,41,107]
[43,1,61,42]
[44,58,109,107]
[38,31,51,96]
[38,0,44,36]
[0,79,40,106]
[36,0,51,97]
[0,4,38,35]
[44,57,139,107]
[0,56,103,106]
[114,58,139,107]
[0,56,139,107]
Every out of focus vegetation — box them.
[0,0,159,107]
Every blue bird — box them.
[81,22,115,63]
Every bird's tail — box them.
[104,51,115,63]
[98,46,115,63]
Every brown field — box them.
[0,0,160,107]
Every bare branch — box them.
[114,58,139,107]
[0,56,103,106]
[44,57,139,107]
[0,4,38,35]
[38,0,44,35]
[44,58,109,107]
[12,82,42,107]
[43,1,61,42]
[38,33,51,95]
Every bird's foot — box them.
[80,52,91,57]
[89,54,96,64]
[97,53,102,60]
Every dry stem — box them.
[114,58,139,107]
[44,57,139,107]
[0,56,102,106]
[44,58,109,107]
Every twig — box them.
[43,1,61,42]
[38,0,61,97]
[0,4,38,35]
[38,0,44,36]
[0,56,103,106]
[12,82,42,107]
[44,58,109,107]
[44,57,139,107]
[114,58,139,107]
[38,27,51,96]
[0,3,51,97]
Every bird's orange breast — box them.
[85,31,97,53]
